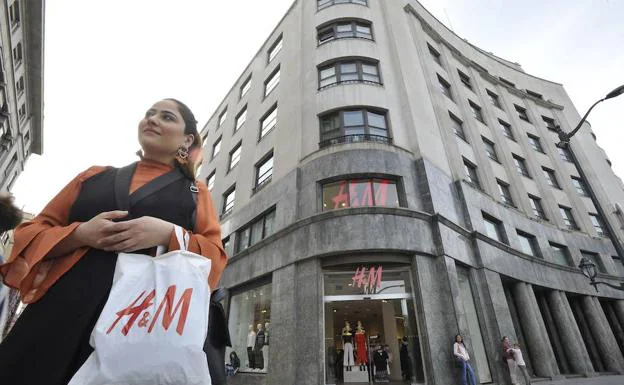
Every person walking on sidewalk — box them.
[510,343,531,385]
[453,334,477,385]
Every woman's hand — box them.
[73,210,129,249]
[98,216,174,252]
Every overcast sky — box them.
[11,0,624,214]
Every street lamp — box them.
[578,257,624,292]
[556,84,624,148]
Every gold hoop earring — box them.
[177,146,189,160]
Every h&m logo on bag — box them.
[106,285,193,336]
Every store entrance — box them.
[323,268,425,385]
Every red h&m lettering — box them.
[106,285,193,336]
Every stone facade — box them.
[198,1,624,384]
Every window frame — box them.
[319,108,391,147]
[317,19,374,45]
[228,141,242,171]
[516,230,540,257]
[486,90,502,109]
[449,112,466,141]
[234,106,247,132]
[437,74,453,100]
[589,213,606,237]
[469,100,484,123]
[264,66,281,97]
[571,176,590,196]
[528,194,547,220]
[235,207,277,253]
[267,35,283,64]
[428,43,442,66]
[515,104,530,122]
[463,158,480,188]
[497,179,514,206]
[218,108,227,128]
[206,170,216,191]
[222,185,236,216]
[527,133,545,153]
[542,116,557,131]
[318,58,382,89]
[483,137,499,162]
[549,242,571,266]
[559,205,579,230]
[259,103,278,140]
[211,136,222,159]
[254,150,274,192]
[542,167,561,189]
[321,176,404,211]
[482,212,506,244]
[499,119,515,141]
[240,76,252,99]
[558,146,573,162]
[317,0,368,11]
[512,154,530,178]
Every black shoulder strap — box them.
[114,162,138,211]
[129,170,185,207]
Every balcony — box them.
[319,134,392,149]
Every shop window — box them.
[235,208,276,253]
[321,178,401,211]
[227,282,272,373]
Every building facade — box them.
[0,0,44,192]
[197,1,624,384]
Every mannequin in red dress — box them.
[355,321,368,371]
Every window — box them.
[222,186,236,215]
[558,146,573,162]
[18,103,26,121]
[255,152,274,190]
[559,205,578,230]
[222,236,230,251]
[437,75,452,100]
[449,113,466,141]
[483,137,499,162]
[428,43,442,65]
[218,109,227,128]
[317,20,372,44]
[319,59,380,89]
[211,137,222,159]
[581,251,604,273]
[550,243,570,266]
[240,76,252,99]
[229,142,242,171]
[528,195,547,220]
[317,0,368,10]
[517,230,540,257]
[231,108,246,133]
[528,134,544,153]
[526,89,543,100]
[499,119,515,140]
[463,158,480,187]
[515,105,530,122]
[322,178,401,211]
[319,108,389,147]
[571,176,590,196]
[16,76,25,95]
[542,116,557,131]
[512,154,530,177]
[12,42,23,64]
[487,90,502,109]
[499,77,515,88]
[9,1,20,27]
[497,179,514,206]
[260,104,277,139]
[458,70,472,90]
[227,282,272,373]
[469,100,484,123]
[268,35,283,63]
[589,214,606,237]
[206,171,216,191]
[236,209,276,253]
[483,213,505,243]
[612,256,624,277]
[542,167,560,189]
[264,67,280,97]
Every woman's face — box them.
[503,337,509,344]
[456,335,463,343]
[138,100,193,159]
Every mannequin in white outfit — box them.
[262,322,270,372]
[247,325,256,369]
[342,321,355,371]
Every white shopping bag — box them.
[69,226,212,385]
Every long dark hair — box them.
[165,98,203,180]
[0,194,22,233]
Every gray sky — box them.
[12,0,624,214]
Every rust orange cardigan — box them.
[0,160,227,304]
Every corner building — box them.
[198,1,624,384]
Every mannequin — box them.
[246,325,256,369]
[254,323,265,371]
[342,321,354,371]
[355,321,368,371]
[262,322,270,371]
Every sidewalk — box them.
[531,374,624,385]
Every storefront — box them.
[323,264,425,384]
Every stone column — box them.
[571,297,604,372]
[614,300,624,329]
[512,282,560,377]
[580,296,624,373]
[602,302,624,357]
[546,291,594,374]
[537,292,570,374]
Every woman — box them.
[502,336,518,384]
[0,194,22,337]
[453,334,477,385]
[0,99,228,385]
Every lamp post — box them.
[578,257,624,292]
[554,85,624,278]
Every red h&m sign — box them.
[351,266,383,294]
[330,180,391,209]
[106,285,193,336]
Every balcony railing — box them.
[319,134,391,149]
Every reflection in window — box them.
[322,178,400,211]
[227,282,272,373]
[236,209,276,253]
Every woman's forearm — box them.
[44,224,86,260]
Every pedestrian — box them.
[510,343,531,385]
[502,336,519,384]
[400,336,412,380]
[453,334,477,385]
[0,99,228,385]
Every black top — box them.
[373,350,389,371]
